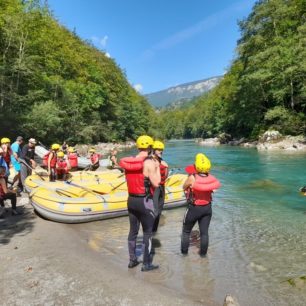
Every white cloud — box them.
[91,35,108,48]
[105,52,111,58]
[134,84,143,92]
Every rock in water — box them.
[223,294,240,306]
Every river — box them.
[72,140,306,305]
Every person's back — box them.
[181,153,220,257]
[119,135,161,272]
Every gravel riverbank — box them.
[0,196,219,306]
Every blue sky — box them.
[48,0,256,94]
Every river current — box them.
[72,140,306,305]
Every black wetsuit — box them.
[0,192,17,210]
[152,185,165,233]
[181,203,212,256]
[128,194,156,265]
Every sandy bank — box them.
[0,197,218,306]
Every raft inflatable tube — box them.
[24,169,125,193]
[29,173,187,223]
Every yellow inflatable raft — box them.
[29,174,187,223]
[24,170,126,194]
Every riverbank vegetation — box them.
[158,0,306,140]
[0,0,158,144]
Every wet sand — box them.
[0,198,219,306]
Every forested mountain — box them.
[158,0,306,140]
[146,76,221,108]
[0,0,157,144]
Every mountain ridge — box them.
[146,76,222,108]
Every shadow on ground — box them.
[0,199,36,245]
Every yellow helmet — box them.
[89,148,96,153]
[195,153,211,173]
[136,135,154,149]
[1,137,11,144]
[68,147,75,153]
[153,140,165,150]
[57,151,65,158]
[51,143,60,150]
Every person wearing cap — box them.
[181,153,221,257]
[47,144,60,182]
[10,136,24,192]
[1,138,12,182]
[67,147,78,170]
[0,166,20,216]
[119,135,161,272]
[20,138,37,189]
[152,140,169,233]
[0,148,9,185]
[87,148,100,171]
[56,151,70,180]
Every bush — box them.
[264,106,306,135]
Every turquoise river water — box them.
[73,140,306,305]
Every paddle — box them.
[20,159,47,181]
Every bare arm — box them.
[143,159,161,188]
[183,175,195,191]
[48,152,54,172]
[0,178,12,194]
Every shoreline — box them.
[0,197,219,306]
[75,141,135,157]
[196,134,306,152]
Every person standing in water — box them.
[152,140,168,233]
[181,153,220,257]
[119,135,161,272]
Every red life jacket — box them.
[68,153,78,168]
[119,156,154,196]
[0,182,5,197]
[90,153,100,165]
[160,163,168,186]
[43,151,57,168]
[3,148,11,165]
[56,159,68,173]
[188,174,221,206]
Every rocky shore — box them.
[75,141,135,157]
[197,131,306,152]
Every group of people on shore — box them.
[0,135,120,217]
[119,135,220,272]
[0,136,37,217]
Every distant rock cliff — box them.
[146,76,222,108]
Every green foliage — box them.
[264,106,306,135]
[0,0,156,144]
[159,0,306,139]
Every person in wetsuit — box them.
[152,140,168,233]
[119,135,161,271]
[181,153,220,257]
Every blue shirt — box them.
[11,142,21,164]
[0,156,9,177]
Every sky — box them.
[47,0,256,94]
